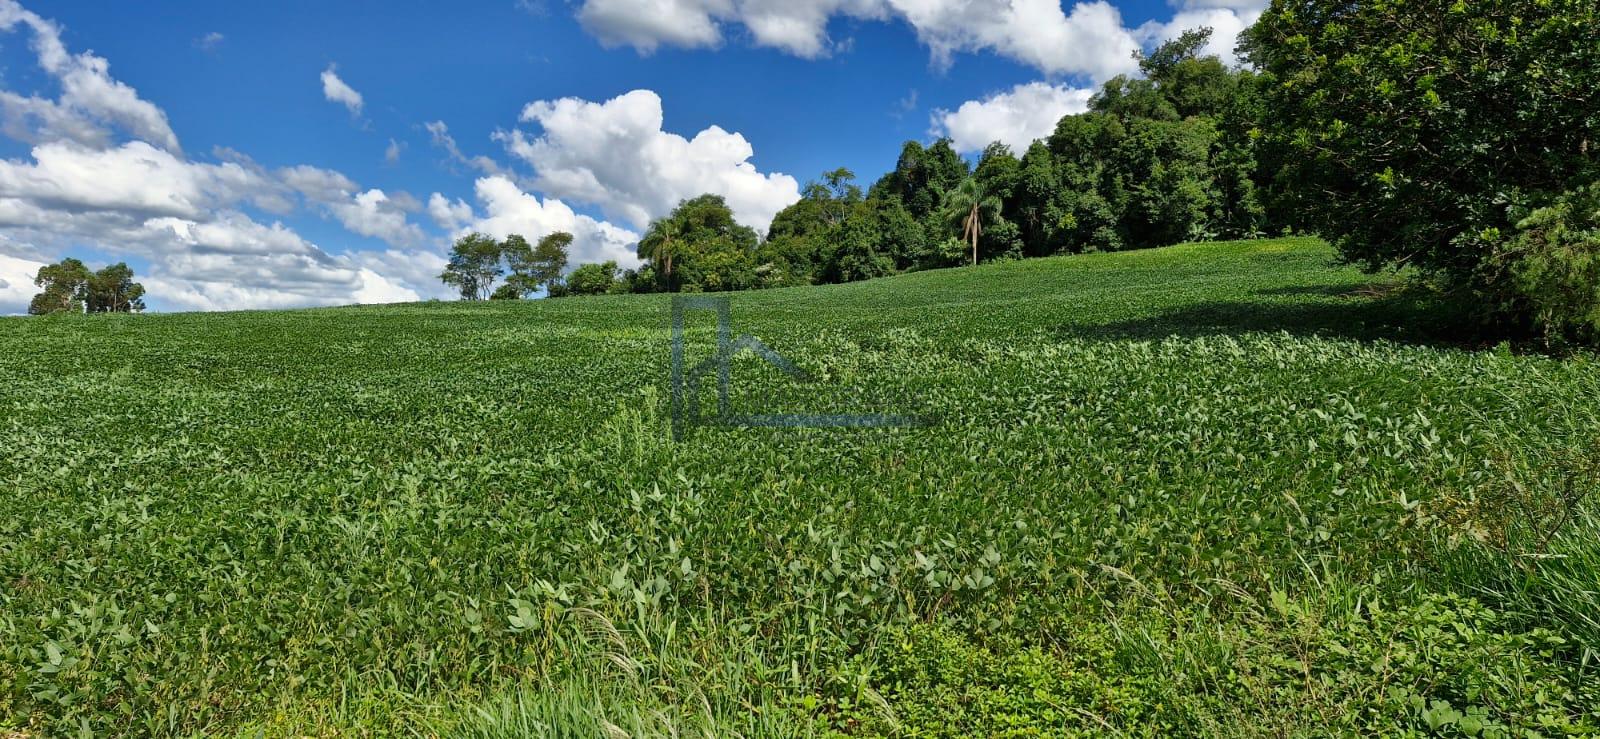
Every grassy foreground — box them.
[2,238,1598,736]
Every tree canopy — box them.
[1243,0,1600,339]
[29,259,145,315]
[442,231,573,300]
[634,195,761,293]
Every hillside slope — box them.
[2,238,1597,735]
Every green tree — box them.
[1113,117,1219,246]
[1242,0,1600,326]
[819,200,892,282]
[1013,141,1065,254]
[765,168,871,284]
[976,143,1026,260]
[637,195,759,293]
[638,219,680,291]
[502,232,572,297]
[85,263,145,313]
[28,258,90,315]
[1500,184,1600,343]
[943,177,1003,266]
[561,260,620,296]
[440,232,503,300]
[1049,112,1129,252]
[870,139,970,225]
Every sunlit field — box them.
[3,238,1597,735]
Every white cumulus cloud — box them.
[579,0,886,58]
[320,64,364,116]
[0,1,445,311]
[497,89,799,233]
[1135,2,1263,66]
[328,189,426,247]
[934,81,1093,153]
[427,192,475,232]
[462,175,642,269]
[0,0,181,152]
[572,0,1262,80]
[574,0,1142,79]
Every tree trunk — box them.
[968,206,979,266]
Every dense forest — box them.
[447,0,1599,343]
[447,29,1290,297]
[621,29,1283,294]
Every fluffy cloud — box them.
[575,0,1141,79]
[346,248,449,301]
[892,0,1140,79]
[427,192,475,232]
[0,250,46,313]
[573,0,1265,79]
[934,81,1093,153]
[275,165,428,248]
[1135,2,1264,66]
[460,175,642,269]
[498,89,799,233]
[0,2,442,311]
[0,0,181,151]
[327,189,426,247]
[280,164,357,203]
[135,214,437,310]
[320,64,364,116]
[578,0,730,53]
[0,141,273,219]
[580,0,886,58]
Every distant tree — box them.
[1114,117,1219,245]
[975,143,1026,260]
[440,232,503,300]
[1096,28,1237,123]
[638,219,680,291]
[944,177,1003,266]
[818,167,862,211]
[28,258,91,315]
[870,139,970,224]
[821,200,894,282]
[637,195,759,292]
[618,264,658,294]
[85,263,145,313]
[765,168,873,285]
[563,260,620,296]
[502,232,571,297]
[1014,141,1066,254]
[497,235,535,299]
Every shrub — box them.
[1498,184,1600,344]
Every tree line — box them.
[451,28,1290,300]
[438,230,640,299]
[470,0,1598,344]
[28,259,146,315]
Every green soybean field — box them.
[3,238,1598,736]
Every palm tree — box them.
[945,177,1002,266]
[640,218,680,290]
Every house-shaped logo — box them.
[670,296,927,439]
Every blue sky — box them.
[0,0,1262,312]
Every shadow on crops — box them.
[1058,286,1490,349]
